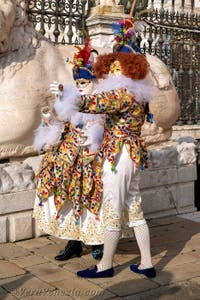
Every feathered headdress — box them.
[69,38,98,80]
[112,18,143,53]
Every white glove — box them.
[50,81,63,101]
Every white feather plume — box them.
[54,84,81,121]
[86,122,105,152]
[95,74,157,103]
[33,120,63,152]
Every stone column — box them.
[86,4,124,48]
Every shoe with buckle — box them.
[91,245,104,260]
[130,264,156,278]
[77,265,114,278]
[54,240,82,261]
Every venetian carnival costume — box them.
[33,40,105,258]
[71,19,157,278]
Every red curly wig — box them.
[93,52,149,80]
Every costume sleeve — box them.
[80,88,134,114]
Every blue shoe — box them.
[77,265,114,278]
[130,264,156,278]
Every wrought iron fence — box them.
[133,0,200,125]
[25,0,200,124]
[25,0,90,44]
[120,0,200,125]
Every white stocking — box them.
[97,229,121,272]
[133,222,153,269]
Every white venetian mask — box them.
[75,78,95,95]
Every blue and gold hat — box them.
[70,38,97,80]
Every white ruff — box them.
[95,74,157,103]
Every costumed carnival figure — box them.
[70,18,157,278]
[33,39,105,260]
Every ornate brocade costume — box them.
[80,86,148,171]
[33,74,155,244]
[35,117,104,220]
[33,113,107,244]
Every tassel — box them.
[95,215,99,221]
[111,164,115,172]
[55,214,60,220]
[147,113,154,124]
[140,164,144,171]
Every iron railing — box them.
[132,1,200,125]
[25,0,200,125]
[25,0,89,44]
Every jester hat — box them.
[112,18,142,54]
[71,38,97,80]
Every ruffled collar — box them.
[95,74,157,103]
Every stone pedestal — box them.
[0,139,197,243]
[86,5,124,48]
[141,140,197,218]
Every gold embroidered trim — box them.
[33,197,144,243]
[124,197,144,224]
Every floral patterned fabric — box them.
[36,87,148,225]
[36,122,103,221]
[80,87,148,171]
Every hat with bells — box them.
[70,38,98,80]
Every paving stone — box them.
[10,254,50,268]
[51,274,114,300]
[150,233,189,248]
[153,251,199,270]
[61,256,96,272]
[151,242,193,258]
[185,237,200,251]
[0,243,31,259]
[149,216,185,226]
[87,265,159,297]
[0,287,18,300]
[31,243,68,260]
[153,261,200,285]
[22,295,73,300]
[113,253,139,266]
[16,237,54,250]
[46,236,66,244]
[123,281,200,300]
[0,274,56,299]
[0,260,26,279]
[1,214,200,300]
[26,262,71,283]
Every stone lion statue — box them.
[0,0,180,160]
[141,54,180,145]
[0,0,72,159]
